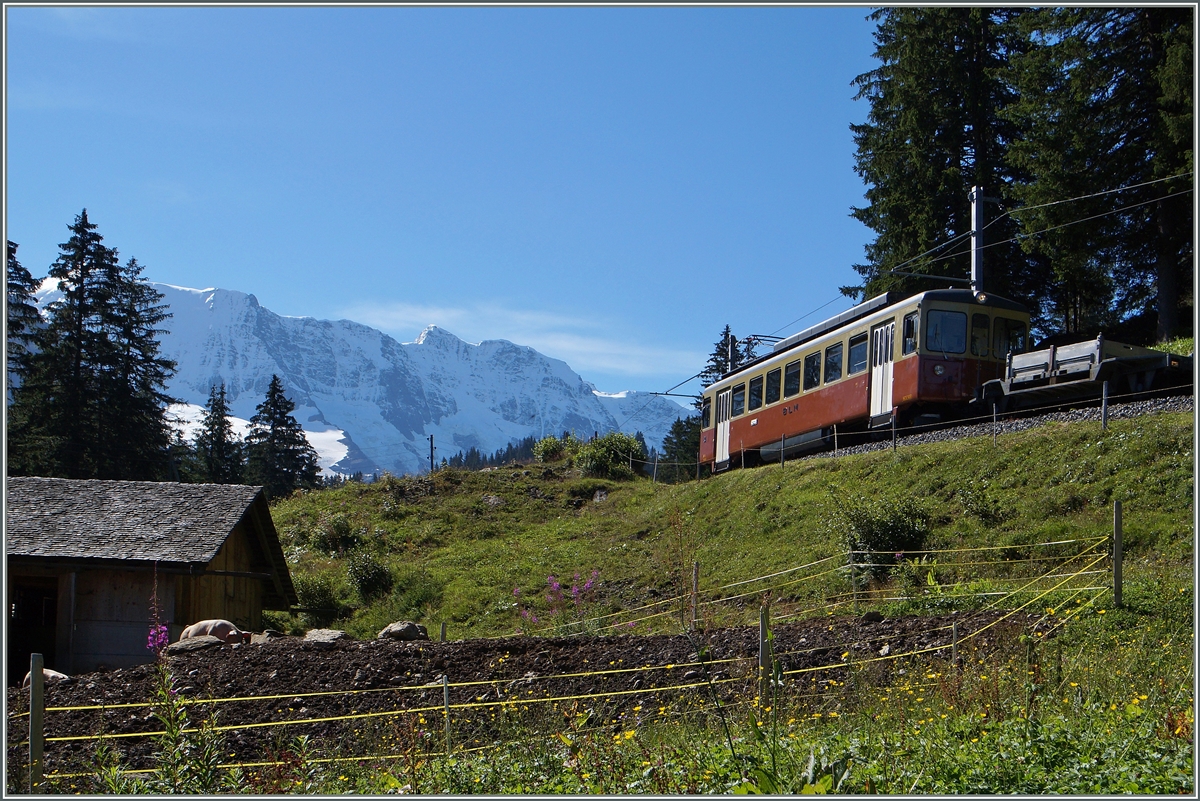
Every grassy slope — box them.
[268,410,1193,641]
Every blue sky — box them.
[6,5,881,401]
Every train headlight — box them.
[933,364,945,376]
[975,292,988,304]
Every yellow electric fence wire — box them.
[852,535,1106,557]
[779,551,1108,678]
[44,696,754,780]
[43,676,743,744]
[35,653,758,714]
[711,554,844,592]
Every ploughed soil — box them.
[8,612,1045,778]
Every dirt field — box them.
[8,611,1043,779]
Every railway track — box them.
[795,390,1194,463]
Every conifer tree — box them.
[657,415,701,483]
[7,211,176,479]
[848,9,1046,321]
[699,325,751,392]
[192,383,245,484]
[6,241,41,386]
[245,374,320,498]
[93,257,177,480]
[1005,7,1193,338]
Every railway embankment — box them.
[266,399,1192,642]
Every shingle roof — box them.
[6,477,265,563]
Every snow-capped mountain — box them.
[42,282,691,476]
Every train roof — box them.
[710,288,1029,386]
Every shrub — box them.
[534,433,582,463]
[575,432,646,479]
[346,550,394,602]
[293,572,343,627]
[313,513,363,554]
[828,494,930,579]
[533,436,565,463]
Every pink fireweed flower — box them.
[146,623,170,654]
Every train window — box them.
[732,383,746,417]
[926,310,967,353]
[970,313,989,357]
[748,376,763,411]
[848,333,868,374]
[902,312,919,355]
[993,318,1028,358]
[803,352,821,391]
[702,396,712,429]
[784,360,801,397]
[824,342,843,383]
[765,368,781,404]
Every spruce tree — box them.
[699,325,749,392]
[7,210,176,479]
[6,241,41,387]
[849,9,1046,321]
[245,374,320,498]
[1005,8,1193,338]
[657,415,701,483]
[93,257,178,480]
[192,383,245,484]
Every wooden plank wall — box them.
[72,570,176,673]
[173,524,263,632]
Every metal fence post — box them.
[759,603,771,703]
[440,622,447,642]
[992,402,998,447]
[848,550,858,611]
[1113,501,1123,608]
[29,653,44,793]
[691,561,700,631]
[952,621,959,669]
[1101,381,1109,431]
[442,673,451,753]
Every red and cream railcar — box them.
[699,289,1030,472]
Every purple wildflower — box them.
[146,623,170,654]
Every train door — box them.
[715,388,732,467]
[869,320,896,424]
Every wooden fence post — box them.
[1113,501,1123,608]
[29,653,44,793]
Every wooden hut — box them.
[6,477,297,681]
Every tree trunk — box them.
[1155,197,1178,341]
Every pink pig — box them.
[179,619,243,644]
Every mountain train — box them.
[698,288,1192,472]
